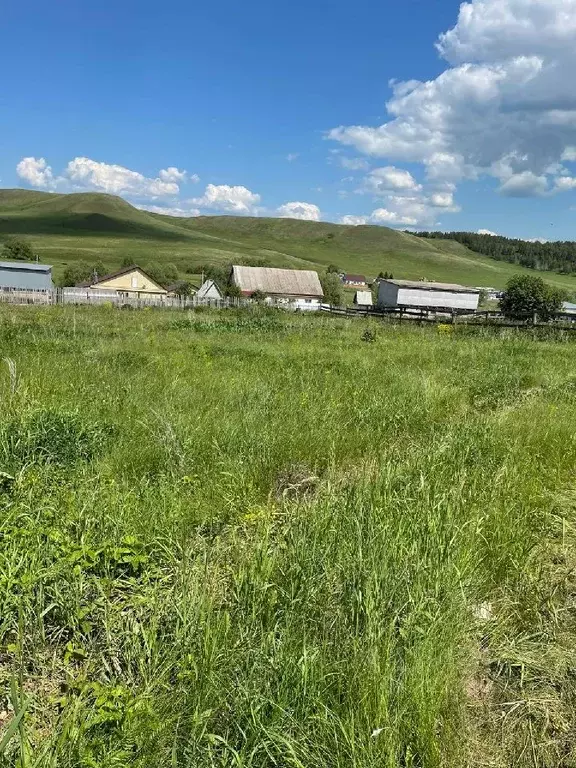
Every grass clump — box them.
[0,409,115,468]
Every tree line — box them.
[412,231,576,275]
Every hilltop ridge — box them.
[1,188,575,292]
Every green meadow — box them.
[2,189,576,293]
[1,304,576,767]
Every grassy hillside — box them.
[2,305,576,766]
[1,188,576,293]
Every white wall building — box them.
[377,279,480,312]
[231,265,323,310]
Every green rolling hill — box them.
[1,188,576,293]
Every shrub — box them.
[500,275,566,322]
[61,261,106,287]
[2,237,35,261]
[321,272,344,306]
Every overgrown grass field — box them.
[1,305,576,767]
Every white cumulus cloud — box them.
[16,157,56,188]
[277,201,321,221]
[328,0,576,209]
[158,167,199,184]
[137,203,201,217]
[430,191,455,207]
[66,157,179,197]
[340,215,369,225]
[477,228,499,235]
[362,166,422,194]
[371,208,418,226]
[191,183,261,214]
[16,156,200,199]
[499,171,548,197]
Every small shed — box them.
[196,279,223,300]
[378,279,480,312]
[0,260,53,291]
[562,302,576,315]
[354,290,373,307]
[231,265,323,310]
[78,265,167,296]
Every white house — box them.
[231,265,323,310]
[342,273,367,287]
[377,279,480,312]
[196,279,223,300]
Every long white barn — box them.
[377,279,480,312]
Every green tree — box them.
[120,256,135,268]
[163,263,179,282]
[170,280,194,297]
[61,261,105,287]
[321,272,344,306]
[500,275,566,322]
[3,237,35,261]
[251,289,267,302]
[327,264,340,274]
[225,283,242,299]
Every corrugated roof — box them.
[385,279,480,294]
[0,260,52,272]
[343,273,367,282]
[354,290,373,305]
[232,266,323,297]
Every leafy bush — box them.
[320,272,344,306]
[2,237,35,261]
[500,274,566,321]
[61,261,106,287]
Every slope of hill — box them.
[1,188,576,293]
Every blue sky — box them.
[4,0,576,240]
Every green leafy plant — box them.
[500,274,567,321]
[2,237,34,262]
[320,272,344,306]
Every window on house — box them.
[131,276,138,288]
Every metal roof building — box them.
[231,266,323,298]
[0,261,53,291]
[377,279,480,312]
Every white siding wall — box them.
[396,288,479,310]
[264,296,321,311]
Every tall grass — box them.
[1,305,576,766]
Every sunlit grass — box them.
[1,305,576,766]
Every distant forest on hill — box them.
[412,231,576,277]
